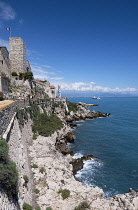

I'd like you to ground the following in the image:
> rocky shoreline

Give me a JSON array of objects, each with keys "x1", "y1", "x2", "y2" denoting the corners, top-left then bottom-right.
[
  {"x1": 59, "y1": 103, "x2": 111, "y2": 177},
  {"x1": 28, "y1": 103, "x2": 109, "y2": 209},
  {"x1": 29, "y1": 124, "x2": 104, "y2": 210},
  {"x1": 1, "y1": 100, "x2": 138, "y2": 209},
  {"x1": 38, "y1": 101, "x2": 138, "y2": 210},
  {"x1": 28, "y1": 103, "x2": 138, "y2": 209}
]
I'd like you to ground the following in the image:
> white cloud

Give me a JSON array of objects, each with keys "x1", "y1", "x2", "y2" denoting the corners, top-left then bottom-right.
[
  {"x1": 50, "y1": 77, "x2": 64, "y2": 80},
  {"x1": 0, "y1": 38, "x2": 9, "y2": 50},
  {"x1": 0, "y1": 1, "x2": 16, "y2": 21},
  {"x1": 31, "y1": 64, "x2": 55, "y2": 75},
  {"x1": 51, "y1": 81, "x2": 137, "y2": 94},
  {"x1": 91, "y1": 81, "x2": 95, "y2": 85},
  {"x1": 33, "y1": 74, "x2": 49, "y2": 80},
  {"x1": 31, "y1": 63, "x2": 57, "y2": 80},
  {"x1": 42, "y1": 65, "x2": 54, "y2": 69},
  {"x1": 26, "y1": 49, "x2": 42, "y2": 60}
]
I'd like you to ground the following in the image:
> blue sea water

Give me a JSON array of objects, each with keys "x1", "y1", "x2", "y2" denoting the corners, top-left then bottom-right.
[{"x1": 67, "y1": 97, "x2": 138, "y2": 197}]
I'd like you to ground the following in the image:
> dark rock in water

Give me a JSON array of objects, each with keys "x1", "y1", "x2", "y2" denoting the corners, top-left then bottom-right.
[
  {"x1": 65, "y1": 132, "x2": 76, "y2": 143},
  {"x1": 69, "y1": 123, "x2": 77, "y2": 128},
  {"x1": 129, "y1": 188, "x2": 135, "y2": 195},
  {"x1": 86, "y1": 111, "x2": 111, "y2": 119},
  {"x1": 81, "y1": 154, "x2": 95, "y2": 161},
  {"x1": 56, "y1": 142, "x2": 74, "y2": 156},
  {"x1": 79, "y1": 115, "x2": 86, "y2": 120},
  {"x1": 70, "y1": 158, "x2": 84, "y2": 175},
  {"x1": 70, "y1": 154, "x2": 95, "y2": 175}
]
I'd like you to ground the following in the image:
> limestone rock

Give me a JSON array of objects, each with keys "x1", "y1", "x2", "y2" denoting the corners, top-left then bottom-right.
[{"x1": 65, "y1": 132, "x2": 76, "y2": 143}]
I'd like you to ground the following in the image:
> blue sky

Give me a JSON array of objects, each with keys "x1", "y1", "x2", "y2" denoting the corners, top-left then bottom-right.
[{"x1": 0, "y1": 0, "x2": 138, "y2": 96}]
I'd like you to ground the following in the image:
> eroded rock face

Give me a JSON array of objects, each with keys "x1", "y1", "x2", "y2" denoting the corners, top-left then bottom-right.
[
  {"x1": 0, "y1": 191, "x2": 19, "y2": 210},
  {"x1": 70, "y1": 155, "x2": 95, "y2": 175},
  {"x1": 70, "y1": 158, "x2": 84, "y2": 175},
  {"x1": 90, "y1": 190, "x2": 138, "y2": 210},
  {"x1": 65, "y1": 132, "x2": 76, "y2": 143},
  {"x1": 29, "y1": 126, "x2": 104, "y2": 210},
  {"x1": 4, "y1": 100, "x2": 138, "y2": 210},
  {"x1": 56, "y1": 141, "x2": 74, "y2": 155},
  {"x1": 65, "y1": 103, "x2": 111, "y2": 122}
]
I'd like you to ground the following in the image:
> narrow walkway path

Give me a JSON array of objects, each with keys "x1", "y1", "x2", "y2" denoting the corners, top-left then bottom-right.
[{"x1": 0, "y1": 100, "x2": 15, "y2": 111}]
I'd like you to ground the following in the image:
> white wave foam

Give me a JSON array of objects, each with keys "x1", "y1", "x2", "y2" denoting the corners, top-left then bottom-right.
[
  {"x1": 77, "y1": 123, "x2": 83, "y2": 126},
  {"x1": 76, "y1": 120, "x2": 85, "y2": 123},
  {"x1": 83, "y1": 159, "x2": 103, "y2": 169},
  {"x1": 73, "y1": 152, "x2": 83, "y2": 159},
  {"x1": 104, "y1": 190, "x2": 119, "y2": 198},
  {"x1": 75, "y1": 159, "x2": 103, "y2": 180},
  {"x1": 72, "y1": 127, "x2": 77, "y2": 131}
]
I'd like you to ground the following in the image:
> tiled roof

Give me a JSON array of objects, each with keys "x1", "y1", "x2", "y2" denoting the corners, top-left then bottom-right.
[
  {"x1": 35, "y1": 79, "x2": 43, "y2": 82},
  {"x1": 50, "y1": 86, "x2": 55, "y2": 89}
]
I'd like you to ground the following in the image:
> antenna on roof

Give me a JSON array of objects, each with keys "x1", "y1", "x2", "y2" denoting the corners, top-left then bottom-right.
[{"x1": 58, "y1": 85, "x2": 61, "y2": 97}]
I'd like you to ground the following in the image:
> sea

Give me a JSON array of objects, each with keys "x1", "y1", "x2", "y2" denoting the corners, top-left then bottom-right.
[{"x1": 67, "y1": 97, "x2": 138, "y2": 198}]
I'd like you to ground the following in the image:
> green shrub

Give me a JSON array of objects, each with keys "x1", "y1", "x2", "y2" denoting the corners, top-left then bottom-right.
[
  {"x1": 32, "y1": 133, "x2": 39, "y2": 140},
  {"x1": 0, "y1": 137, "x2": 9, "y2": 162},
  {"x1": 23, "y1": 202, "x2": 33, "y2": 210},
  {"x1": 27, "y1": 102, "x2": 40, "y2": 120},
  {"x1": 19, "y1": 72, "x2": 23, "y2": 80},
  {"x1": 16, "y1": 109, "x2": 28, "y2": 126},
  {"x1": 19, "y1": 72, "x2": 33, "y2": 80},
  {"x1": 35, "y1": 206, "x2": 41, "y2": 210},
  {"x1": 46, "y1": 207, "x2": 53, "y2": 210},
  {"x1": 31, "y1": 163, "x2": 38, "y2": 168},
  {"x1": 34, "y1": 188, "x2": 40, "y2": 194},
  {"x1": 74, "y1": 201, "x2": 89, "y2": 210},
  {"x1": 58, "y1": 189, "x2": 70, "y2": 200},
  {"x1": 24, "y1": 72, "x2": 33, "y2": 80},
  {"x1": 39, "y1": 167, "x2": 45, "y2": 174},
  {"x1": 67, "y1": 101, "x2": 77, "y2": 113},
  {"x1": 12, "y1": 72, "x2": 18, "y2": 76},
  {"x1": 32, "y1": 113, "x2": 63, "y2": 137},
  {"x1": 23, "y1": 175, "x2": 29, "y2": 183},
  {"x1": 23, "y1": 175, "x2": 29, "y2": 187},
  {"x1": 0, "y1": 137, "x2": 18, "y2": 198}
]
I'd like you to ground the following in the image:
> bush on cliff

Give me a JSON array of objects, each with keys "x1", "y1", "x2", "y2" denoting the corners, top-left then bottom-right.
[
  {"x1": 0, "y1": 138, "x2": 9, "y2": 162},
  {"x1": 74, "y1": 201, "x2": 89, "y2": 210},
  {"x1": 16, "y1": 108, "x2": 28, "y2": 126},
  {"x1": 32, "y1": 113, "x2": 63, "y2": 136},
  {"x1": 58, "y1": 189, "x2": 70, "y2": 200},
  {"x1": 23, "y1": 202, "x2": 33, "y2": 210},
  {"x1": 0, "y1": 137, "x2": 18, "y2": 199},
  {"x1": 11, "y1": 72, "x2": 18, "y2": 76},
  {"x1": 67, "y1": 101, "x2": 77, "y2": 113},
  {"x1": 46, "y1": 207, "x2": 53, "y2": 210}
]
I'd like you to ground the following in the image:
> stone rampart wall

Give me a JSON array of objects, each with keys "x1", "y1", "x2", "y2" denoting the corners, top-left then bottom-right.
[
  {"x1": 0, "y1": 100, "x2": 29, "y2": 136},
  {"x1": 0, "y1": 98, "x2": 66, "y2": 137}
]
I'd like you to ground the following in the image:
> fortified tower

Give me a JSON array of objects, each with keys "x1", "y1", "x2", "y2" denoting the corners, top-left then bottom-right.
[
  {"x1": 10, "y1": 37, "x2": 27, "y2": 73},
  {"x1": 0, "y1": 47, "x2": 10, "y2": 77}
]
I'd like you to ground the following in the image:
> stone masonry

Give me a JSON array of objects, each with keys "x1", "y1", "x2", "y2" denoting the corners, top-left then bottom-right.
[
  {"x1": 10, "y1": 37, "x2": 27, "y2": 73},
  {"x1": 0, "y1": 47, "x2": 10, "y2": 77},
  {"x1": 0, "y1": 100, "x2": 29, "y2": 136}
]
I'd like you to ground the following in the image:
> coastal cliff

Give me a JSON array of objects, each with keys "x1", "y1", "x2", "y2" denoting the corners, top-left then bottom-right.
[{"x1": 0, "y1": 99, "x2": 138, "y2": 209}]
